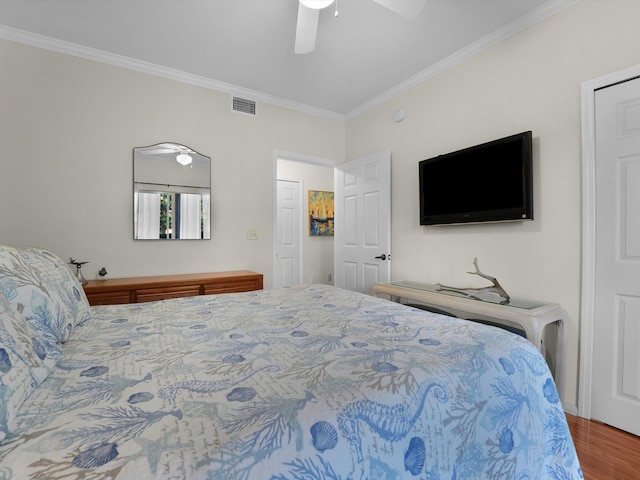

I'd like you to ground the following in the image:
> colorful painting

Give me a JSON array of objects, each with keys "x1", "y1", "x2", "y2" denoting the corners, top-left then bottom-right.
[{"x1": 309, "y1": 190, "x2": 334, "y2": 236}]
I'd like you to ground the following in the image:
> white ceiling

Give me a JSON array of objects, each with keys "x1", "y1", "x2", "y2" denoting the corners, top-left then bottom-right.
[{"x1": 0, "y1": 0, "x2": 575, "y2": 119}]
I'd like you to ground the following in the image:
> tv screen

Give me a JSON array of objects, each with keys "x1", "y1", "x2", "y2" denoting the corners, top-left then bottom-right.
[{"x1": 419, "y1": 131, "x2": 533, "y2": 226}]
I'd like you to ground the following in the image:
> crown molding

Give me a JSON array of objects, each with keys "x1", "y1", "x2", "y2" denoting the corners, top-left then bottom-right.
[
  {"x1": 0, "y1": 25, "x2": 346, "y2": 123},
  {"x1": 1, "y1": 1, "x2": 578, "y2": 124},
  {"x1": 346, "y1": 0, "x2": 580, "y2": 120}
]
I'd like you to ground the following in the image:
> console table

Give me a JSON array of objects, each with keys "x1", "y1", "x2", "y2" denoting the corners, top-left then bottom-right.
[
  {"x1": 83, "y1": 270, "x2": 263, "y2": 306},
  {"x1": 371, "y1": 281, "x2": 567, "y2": 399}
]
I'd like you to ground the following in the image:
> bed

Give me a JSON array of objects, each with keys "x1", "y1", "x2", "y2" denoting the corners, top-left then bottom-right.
[{"x1": 0, "y1": 246, "x2": 582, "y2": 479}]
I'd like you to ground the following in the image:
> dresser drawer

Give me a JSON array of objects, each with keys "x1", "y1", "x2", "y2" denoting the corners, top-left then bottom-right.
[
  {"x1": 203, "y1": 278, "x2": 261, "y2": 295},
  {"x1": 136, "y1": 285, "x2": 202, "y2": 303},
  {"x1": 86, "y1": 290, "x2": 133, "y2": 306}
]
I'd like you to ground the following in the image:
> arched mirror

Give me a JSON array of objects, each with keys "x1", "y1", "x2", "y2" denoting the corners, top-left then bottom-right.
[{"x1": 133, "y1": 143, "x2": 211, "y2": 240}]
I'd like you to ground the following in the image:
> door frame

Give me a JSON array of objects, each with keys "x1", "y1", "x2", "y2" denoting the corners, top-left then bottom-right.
[
  {"x1": 272, "y1": 150, "x2": 337, "y2": 287},
  {"x1": 579, "y1": 63, "x2": 640, "y2": 418}
]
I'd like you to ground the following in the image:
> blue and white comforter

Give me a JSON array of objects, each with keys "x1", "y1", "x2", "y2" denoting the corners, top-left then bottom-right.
[{"x1": 0, "y1": 285, "x2": 581, "y2": 479}]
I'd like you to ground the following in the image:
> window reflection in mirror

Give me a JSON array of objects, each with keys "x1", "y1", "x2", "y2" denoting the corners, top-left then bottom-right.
[{"x1": 133, "y1": 143, "x2": 211, "y2": 240}]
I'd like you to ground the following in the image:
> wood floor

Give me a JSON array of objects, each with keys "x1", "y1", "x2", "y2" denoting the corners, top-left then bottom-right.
[{"x1": 566, "y1": 414, "x2": 640, "y2": 479}]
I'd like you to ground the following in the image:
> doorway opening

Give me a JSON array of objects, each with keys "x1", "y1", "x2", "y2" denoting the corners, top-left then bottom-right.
[{"x1": 272, "y1": 151, "x2": 336, "y2": 288}]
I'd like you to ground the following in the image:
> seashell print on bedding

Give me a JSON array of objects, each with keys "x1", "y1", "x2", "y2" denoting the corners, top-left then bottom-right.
[
  {"x1": 1, "y1": 284, "x2": 581, "y2": 480},
  {"x1": 72, "y1": 442, "x2": 119, "y2": 469},
  {"x1": 127, "y1": 392, "x2": 154, "y2": 404},
  {"x1": 80, "y1": 366, "x2": 108, "y2": 377},
  {"x1": 310, "y1": 421, "x2": 338, "y2": 453},
  {"x1": 226, "y1": 386, "x2": 257, "y2": 402},
  {"x1": 404, "y1": 436, "x2": 426, "y2": 475}
]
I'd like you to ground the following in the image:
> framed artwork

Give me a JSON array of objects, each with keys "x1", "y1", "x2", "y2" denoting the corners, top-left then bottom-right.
[{"x1": 308, "y1": 190, "x2": 334, "y2": 236}]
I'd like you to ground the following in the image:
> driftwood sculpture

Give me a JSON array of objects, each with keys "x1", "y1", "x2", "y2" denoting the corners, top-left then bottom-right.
[{"x1": 436, "y1": 257, "x2": 510, "y2": 304}]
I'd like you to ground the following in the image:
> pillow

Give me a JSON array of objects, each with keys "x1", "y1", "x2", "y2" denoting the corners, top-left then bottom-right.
[
  {"x1": 0, "y1": 245, "x2": 90, "y2": 345},
  {"x1": 23, "y1": 247, "x2": 91, "y2": 329},
  {"x1": 0, "y1": 293, "x2": 54, "y2": 442}
]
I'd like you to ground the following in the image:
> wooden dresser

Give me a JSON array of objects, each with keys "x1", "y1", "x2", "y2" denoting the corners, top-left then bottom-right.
[{"x1": 83, "y1": 270, "x2": 263, "y2": 306}]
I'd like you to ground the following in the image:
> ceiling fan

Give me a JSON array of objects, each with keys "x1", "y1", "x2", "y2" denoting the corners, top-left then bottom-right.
[{"x1": 295, "y1": 0, "x2": 427, "y2": 54}]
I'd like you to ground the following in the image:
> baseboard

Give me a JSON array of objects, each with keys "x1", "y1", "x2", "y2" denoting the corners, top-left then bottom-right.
[{"x1": 563, "y1": 402, "x2": 578, "y2": 416}]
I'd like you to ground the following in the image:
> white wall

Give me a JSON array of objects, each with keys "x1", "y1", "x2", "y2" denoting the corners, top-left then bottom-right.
[
  {"x1": 345, "y1": 0, "x2": 640, "y2": 407},
  {"x1": 278, "y1": 159, "x2": 334, "y2": 285},
  {"x1": 0, "y1": 39, "x2": 345, "y2": 287}
]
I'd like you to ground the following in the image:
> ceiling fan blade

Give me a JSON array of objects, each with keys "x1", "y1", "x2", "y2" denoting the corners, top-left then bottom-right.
[
  {"x1": 372, "y1": 0, "x2": 426, "y2": 19},
  {"x1": 295, "y1": 3, "x2": 320, "y2": 54},
  {"x1": 139, "y1": 144, "x2": 191, "y2": 156},
  {"x1": 141, "y1": 148, "x2": 176, "y2": 155}
]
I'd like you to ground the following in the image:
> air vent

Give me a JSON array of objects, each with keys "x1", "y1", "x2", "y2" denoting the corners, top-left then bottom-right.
[{"x1": 232, "y1": 96, "x2": 256, "y2": 116}]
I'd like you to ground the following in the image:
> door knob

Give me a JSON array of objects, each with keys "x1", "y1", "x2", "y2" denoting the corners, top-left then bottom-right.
[{"x1": 374, "y1": 254, "x2": 387, "y2": 260}]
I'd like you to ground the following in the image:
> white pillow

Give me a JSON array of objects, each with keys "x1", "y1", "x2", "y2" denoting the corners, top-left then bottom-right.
[
  {"x1": 23, "y1": 247, "x2": 92, "y2": 329},
  {"x1": 0, "y1": 293, "x2": 54, "y2": 442},
  {"x1": 0, "y1": 245, "x2": 91, "y2": 346}
]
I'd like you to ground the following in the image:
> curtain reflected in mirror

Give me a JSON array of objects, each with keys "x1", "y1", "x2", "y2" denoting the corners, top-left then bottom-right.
[{"x1": 133, "y1": 143, "x2": 211, "y2": 240}]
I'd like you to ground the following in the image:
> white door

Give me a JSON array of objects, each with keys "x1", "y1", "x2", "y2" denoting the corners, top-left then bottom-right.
[
  {"x1": 592, "y1": 76, "x2": 640, "y2": 436},
  {"x1": 334, "y1": 150, "x2": 391, "y2": 294},
  {"x1": 274, "y1": 179, "x2": 303, "y2": 288}
]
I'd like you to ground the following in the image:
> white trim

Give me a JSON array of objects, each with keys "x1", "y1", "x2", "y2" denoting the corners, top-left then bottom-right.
[
  {"x1": 0, "y1": 25, "x2": 345, "y2": 123},
  {"x1": 579, "y1": 63, "x2": 640, "y2": 419},
  {"x1": 563, "y1": 402, "x2": 578, "y2": 416},
  {"x1": 273, "y1": 150, "x2": 337, "y2": 169},
  {"x1": 272, "y1": 150, "x2": 338, "y2": 288},
  {"x1": 346, "y1": 0, "x2": 580, "y2": 120}
]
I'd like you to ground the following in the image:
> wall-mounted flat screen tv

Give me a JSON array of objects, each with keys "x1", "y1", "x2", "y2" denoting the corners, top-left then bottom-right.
[{"x1": 419, "y1": 131, "x2": 533, "y2": 226}]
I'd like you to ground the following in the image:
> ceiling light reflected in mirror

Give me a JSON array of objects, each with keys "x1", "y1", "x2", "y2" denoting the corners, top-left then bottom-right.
[{"x1": 176, "y1": 152, "x2": 192, "y2": 166}]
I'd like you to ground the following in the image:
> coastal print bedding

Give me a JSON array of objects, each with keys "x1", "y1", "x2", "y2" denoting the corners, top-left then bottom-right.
[
  {"x1": 0, "y1": 294, "x2": 52, "y2": 442},
  {"x1": 0, "y1": 285, "x2": 581, "y2": 479},
  {"x1": 0, "y1": 246, "x2": 90, "y2": 346}
]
